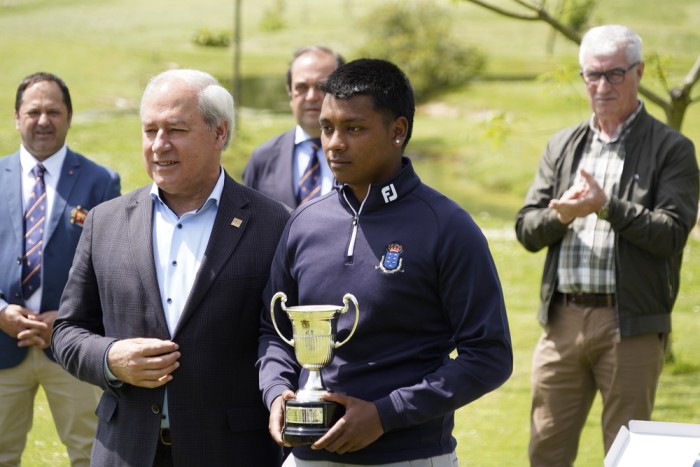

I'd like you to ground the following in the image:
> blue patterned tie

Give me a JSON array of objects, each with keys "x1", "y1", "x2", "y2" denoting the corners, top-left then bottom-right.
[
  {"x1": 22, "y1": 163, "x2": 47, "y2": 298},
  {"x1": 297, "y1": 138, "x2": 322, "y2": 205}
]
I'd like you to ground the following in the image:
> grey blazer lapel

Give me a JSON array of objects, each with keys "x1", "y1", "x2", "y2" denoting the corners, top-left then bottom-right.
[
  {"x1": 173, "y1": 175, "x2": 249, "y2": 336},
  {"x1": 126, "y1": 188, "x2": 170, "y2": 336}
]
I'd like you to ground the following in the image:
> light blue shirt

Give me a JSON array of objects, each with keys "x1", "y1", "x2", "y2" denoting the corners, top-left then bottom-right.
[{"x1": 150, "y1": 170, "x2": 224, "y2": 336}]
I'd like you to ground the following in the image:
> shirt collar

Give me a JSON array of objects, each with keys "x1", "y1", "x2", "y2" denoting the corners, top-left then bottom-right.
[
  {"x1": 339, "y1": 157, "x2": 421, "y2": 212},
  {"x1": 150, "y1": 167, "x2": 225, "y2": 215},
  {"x1": 294, "y1": 125, "x2": 315, "y2": 145},
  {"x1": 19, "y1": 144, "x2": 67, "y2": 177}
]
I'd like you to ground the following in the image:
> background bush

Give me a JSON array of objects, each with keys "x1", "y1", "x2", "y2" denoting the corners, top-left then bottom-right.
[
  {"x1": 191, "y1": 28, "x2": 231, "y2": 47},
  {"x1": 355, "y1": 0, "x2": 486, "y2": 101}
]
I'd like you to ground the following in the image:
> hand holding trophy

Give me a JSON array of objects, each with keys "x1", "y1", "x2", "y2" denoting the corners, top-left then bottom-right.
[{"x1": 270, "y1": 292, "x2": 359, "y2": 445}]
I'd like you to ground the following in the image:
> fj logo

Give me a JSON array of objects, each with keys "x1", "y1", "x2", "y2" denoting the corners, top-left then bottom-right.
[{"x1": 381, "y1": 184, "x2": 397, "y2": 204}]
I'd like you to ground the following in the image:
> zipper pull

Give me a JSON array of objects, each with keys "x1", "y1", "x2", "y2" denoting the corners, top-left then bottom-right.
[{"x1": 346, "y1": 215, "x2": 360, "y2": 260}]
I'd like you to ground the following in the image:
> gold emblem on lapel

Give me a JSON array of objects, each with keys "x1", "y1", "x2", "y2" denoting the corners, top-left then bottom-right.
[
  {"x1": 231, "y1": 218, "x2": 243, "y2": 228},
  {"x1": 70, "y1": 205, "x2": 88, "y2": 226}
]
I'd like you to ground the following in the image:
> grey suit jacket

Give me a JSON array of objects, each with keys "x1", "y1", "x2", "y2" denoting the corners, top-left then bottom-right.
[
  {"x1": 52, "y1": 172, "x2": 290, "y2": 466},
  {"x1": 0, "y1": 148, "x2": 120, "y2": 368},
  {"x1": 243, "y1": 129, "x2": 299, "y2": 209}
]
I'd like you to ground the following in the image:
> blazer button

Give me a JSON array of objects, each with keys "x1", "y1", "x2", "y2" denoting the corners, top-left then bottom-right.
[{"x1": 151, "y1": 404, "x2": 161, "y2": 415}]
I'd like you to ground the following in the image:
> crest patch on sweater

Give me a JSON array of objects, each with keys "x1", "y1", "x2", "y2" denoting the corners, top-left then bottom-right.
[{"x1": 377, "y1": 242, "x2": 404, "y2": 273}]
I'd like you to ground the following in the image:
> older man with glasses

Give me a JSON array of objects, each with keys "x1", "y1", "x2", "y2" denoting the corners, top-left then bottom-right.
[{"x1": 516, "y1": 24, "x2": 699, "y2": 466}]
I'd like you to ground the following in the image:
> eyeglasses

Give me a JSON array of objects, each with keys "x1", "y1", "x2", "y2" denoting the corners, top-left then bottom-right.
[{"x1": 580, "y1": 62, "x2": 640, "y2": 85}]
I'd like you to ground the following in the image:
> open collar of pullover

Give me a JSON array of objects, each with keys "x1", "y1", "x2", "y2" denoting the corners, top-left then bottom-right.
[{"x1": 338, "y1": 157, "x2": 422, "y2": 214}]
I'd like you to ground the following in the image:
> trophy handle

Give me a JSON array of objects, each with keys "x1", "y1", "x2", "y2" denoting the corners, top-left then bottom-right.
[
  {"x1": 334, "y1": 293, "x2": 359, "y2": 349},
  {"x1": 270, "y1": 292, "x2": 294, "y2": 346}
]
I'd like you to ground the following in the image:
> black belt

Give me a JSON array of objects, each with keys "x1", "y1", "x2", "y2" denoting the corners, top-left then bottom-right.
[
  {"x1": 559, "y1": 292, "x2": 615, "y2": 307},
  {"x1": 159, "y1": 428, "x2": 172, "y2": 446}
]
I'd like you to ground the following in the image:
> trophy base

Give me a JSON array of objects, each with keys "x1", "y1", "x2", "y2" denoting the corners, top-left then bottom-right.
[{"x1": 282, "y1": 399, "x2": 346, "y2": 445}]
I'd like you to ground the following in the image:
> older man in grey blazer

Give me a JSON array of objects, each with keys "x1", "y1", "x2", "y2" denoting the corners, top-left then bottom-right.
[{"x1": 53, "y1": 69, "x2": 289, "y2": 467}]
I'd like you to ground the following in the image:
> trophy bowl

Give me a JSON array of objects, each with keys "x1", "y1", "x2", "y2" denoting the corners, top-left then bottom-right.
[{"x1": 270, "y1": 292, "x2": 359, "y2": 445}]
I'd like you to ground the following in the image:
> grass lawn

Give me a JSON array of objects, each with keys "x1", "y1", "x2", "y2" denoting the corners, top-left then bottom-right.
[
  {"x1": 25, "y1": 388, "x2": 71, "y2": 466},
  {"x1": 3, "y1": 0, "x2": 699, "y2": 465}
]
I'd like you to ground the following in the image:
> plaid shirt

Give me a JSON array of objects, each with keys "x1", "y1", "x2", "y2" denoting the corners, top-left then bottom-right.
[{"x1": 557, "y1": 104, "x2": 642, "y2": 294}]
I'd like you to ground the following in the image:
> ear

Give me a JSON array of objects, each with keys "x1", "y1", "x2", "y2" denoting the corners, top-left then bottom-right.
[
  {"x1": 391, "y1": 116, "x2": 409, "y2": 145},
  {"x1": 636, "y1": 61, "x2": 645, "y2": 80},
  {"x1": 215, "y1": 121, "x2": 229, "y2": 149}
]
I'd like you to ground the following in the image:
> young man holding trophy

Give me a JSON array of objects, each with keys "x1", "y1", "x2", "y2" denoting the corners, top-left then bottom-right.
[{"x1": 258, "y1": 58, "x2": 513, "y2": 466}]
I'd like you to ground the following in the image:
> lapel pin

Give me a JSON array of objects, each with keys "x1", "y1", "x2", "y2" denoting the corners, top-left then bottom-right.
[
  {"x1": 231, "y1": 218, "x2": 243, "y2": 228},
  {"x1": 70, "y1": 205, "x2": 88, "y2": 226}
]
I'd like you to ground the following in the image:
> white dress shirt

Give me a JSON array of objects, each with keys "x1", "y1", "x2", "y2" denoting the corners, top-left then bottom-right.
[
  {"x1": 293, "y1": 126, "x2": 334, "y2": 197},
  {"x1": 13, "y1": 145, "x2": 67, "y2": 312}
]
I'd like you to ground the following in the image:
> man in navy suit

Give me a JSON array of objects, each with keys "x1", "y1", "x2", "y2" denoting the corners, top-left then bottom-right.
[
  {"x1": 53, "y1": 69, "x2": 289, "y2": 466},
  {"x1": 243, "y1": 46, "x2": 344, "y2": 208},
  {"x1": 0, "y1": 72, "x2": 121, "y2": 466}
]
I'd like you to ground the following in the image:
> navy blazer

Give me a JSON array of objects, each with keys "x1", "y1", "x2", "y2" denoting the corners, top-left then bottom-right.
[
  {"x1": 243, "y1": 129, "x2": 299, "y2": 209},
  {"x1": 0, "y1": 149, "x2": 120, "y2": 369},
  {"x1": 52, "y1": 173, "x2": 290, "y2": 466}
]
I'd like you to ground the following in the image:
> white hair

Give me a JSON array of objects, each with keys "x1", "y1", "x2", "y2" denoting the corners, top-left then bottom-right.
[
  {"x1": 140, "y1": 69, "x2": 235, "y2": 149},
  {"x1": 579, "y1": 25, "x2": 642, "y2": 67}
]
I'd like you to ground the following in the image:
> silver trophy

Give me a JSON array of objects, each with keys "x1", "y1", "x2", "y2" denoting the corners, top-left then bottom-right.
[{"x1": 270, "y1": 291, "x2": 359, "y2": 445}]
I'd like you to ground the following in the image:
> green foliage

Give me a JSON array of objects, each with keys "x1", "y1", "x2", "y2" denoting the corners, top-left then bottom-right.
[
  {"x1": 644, "y1": 52, "x2": 672, "y2": 90},
  {"x1": 355, "y1": 0, "x2": 485, "y2": 101},
  {"x1": 536, "y1": 63, "x2": 581, "y2": 86},
  {"x1": 535, "y1": 63, "x2": 587, "y2": 108},
  {"x1": 558, "y1": 0, "x2": 597, "y2": 32},
  {"x1": 478, "y1": 110, "x2": 514, "y2": 149},
  {"x1": 259, "y1": 0, "x2": 286, "y2": 32},
  {"x1": 191, "y1": 28, "x2": 231, "y2": 48}
]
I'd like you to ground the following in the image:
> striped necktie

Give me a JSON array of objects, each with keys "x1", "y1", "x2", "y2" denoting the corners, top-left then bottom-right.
[
  {"x1": 22, "y1": 163, "x2": 47, "y2": 298},
  {"x1": 297, "y1": 138, "x2": 322, "y2": 205}
]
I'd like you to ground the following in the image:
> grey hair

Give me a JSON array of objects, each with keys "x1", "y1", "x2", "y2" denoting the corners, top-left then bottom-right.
[
  {"x1": 140, "y1": 69, "x2": 235, "y2": 149},
  {"x1": 579, "y1": 25, "x2": 643, "y2": 67}
]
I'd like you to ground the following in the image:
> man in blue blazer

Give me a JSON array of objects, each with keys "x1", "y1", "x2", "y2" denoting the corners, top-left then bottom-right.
[
  {"x1": 53, "y1": 69, "x2": 289, "y2": 466},
  {"x1": 0, "y1": 72, "x2": 120, "y2": 466},
  {"x1": 243, "y1": 46, "x2": 344, "y2": 208}
]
